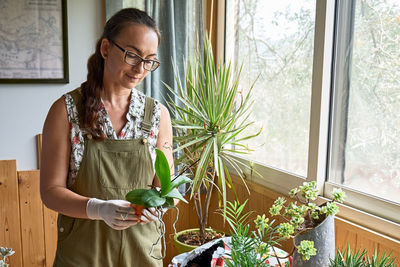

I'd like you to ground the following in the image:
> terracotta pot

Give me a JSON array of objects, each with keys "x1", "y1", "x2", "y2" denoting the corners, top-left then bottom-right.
[
  {"x1": 293, "y1": 215, "x2": 335, "y2": 267},
  {"x1": 173, "y1": 228, "x2": 225, "y2": 254}
]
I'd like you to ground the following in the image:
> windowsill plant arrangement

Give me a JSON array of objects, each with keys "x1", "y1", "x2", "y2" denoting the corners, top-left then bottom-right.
[
  {"x1": 269, "y1": 181, "x2": 346, "y2": 265},
  {"x1": 206, "y1": 183, "x2": 345, "y2": 266}
]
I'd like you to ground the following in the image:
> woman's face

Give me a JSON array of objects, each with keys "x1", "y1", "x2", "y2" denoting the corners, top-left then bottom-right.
[{"x1": 101, "y1": 24, "x2": 159, "y2": 90}]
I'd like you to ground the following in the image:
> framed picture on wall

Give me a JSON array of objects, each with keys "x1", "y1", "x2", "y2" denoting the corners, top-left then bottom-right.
[{"x1": 0, "y1": 0, "x2": 69, "y2": 83}]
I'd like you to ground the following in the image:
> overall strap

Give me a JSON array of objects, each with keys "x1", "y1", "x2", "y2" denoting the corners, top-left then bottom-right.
[
  {"x1": 142, "y1": 96, "x2": 155, "y2": 133},
  {"x1": 69, "y1": 88, "x2": 83, "y2": 122}
]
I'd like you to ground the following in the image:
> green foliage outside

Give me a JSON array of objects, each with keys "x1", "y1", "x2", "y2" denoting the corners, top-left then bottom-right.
[
  {"x1": 230, "y1": 0, "x2": 315, "y2": 176},
  {"x1": 232, "y1": 0, "x2": 400, "y2": 202}
]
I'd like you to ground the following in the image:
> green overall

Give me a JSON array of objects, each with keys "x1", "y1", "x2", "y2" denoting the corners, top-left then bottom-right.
[{"x1": 53, "y1": 89, "x2": 162, "y2": 267}]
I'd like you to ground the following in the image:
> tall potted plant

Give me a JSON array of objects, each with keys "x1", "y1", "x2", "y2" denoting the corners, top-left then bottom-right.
[{"x1": 164, "y1": 35, "x2": 261, "y2": 252}]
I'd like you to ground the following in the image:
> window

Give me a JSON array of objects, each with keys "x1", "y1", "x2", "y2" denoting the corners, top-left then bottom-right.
[
  {"x1": 225, "y1": 0, "x2": 316, "y2": 177},
  {"x1": 224, "y1": 0, "x2": 400, "y2": 227},
  {"x1": 328, "y1": 0, "x2": 400, "y2": 221}
]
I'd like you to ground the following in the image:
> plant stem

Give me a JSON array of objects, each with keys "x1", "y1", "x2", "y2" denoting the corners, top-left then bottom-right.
[
  {"x1": 200, "y1": 170, "x2": 215, "y2": 240},
  {"x1": 194, "y1": 193, "x2": 203, "y2": 229},
  {"x1": 171, "y1": 158, "x2": 201, "y2": 183},
  {"x1": 271, "y1": 246, "x2": 283, "y2": 267}
]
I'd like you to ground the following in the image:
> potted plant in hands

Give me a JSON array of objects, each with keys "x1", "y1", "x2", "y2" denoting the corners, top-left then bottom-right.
[
  {"x1": 125, "y1": 148, "x2": 192, "y2": 260},
  {"x1": 269, "y1": 181, "x2": 346, "y2": 267},
  {"x1": 164, "y1": 35, "x2": 261, "y2": 252}
]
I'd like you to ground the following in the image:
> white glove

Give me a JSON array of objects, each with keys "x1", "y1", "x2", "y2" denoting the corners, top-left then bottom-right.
[
  {"x1": 140, "y1": 207, "x2": 168, "y2": 224},
  {"x1": 86, "y1": 198, "x2": 139, "y2": 230}
]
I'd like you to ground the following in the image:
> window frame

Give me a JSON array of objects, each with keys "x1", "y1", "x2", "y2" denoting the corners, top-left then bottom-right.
[{"x1": 219, "y1": 0, "x2": 400, "y2": 239}]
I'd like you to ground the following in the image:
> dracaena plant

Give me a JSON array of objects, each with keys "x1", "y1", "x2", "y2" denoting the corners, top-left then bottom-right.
[
  {"x1": 269, "y1": 181, "x2": 346, "y2": 261},
  {"x1": 164, "y1": 35, "x2": 261, "y2": 242},
  {"x1": 125, "y1": 148, "x2": 192, "y2": 259}
]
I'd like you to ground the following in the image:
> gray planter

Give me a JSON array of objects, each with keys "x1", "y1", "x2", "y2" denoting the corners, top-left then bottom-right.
[{"x1": 293, "y1": 215, "x2": 335, "y2": 267}]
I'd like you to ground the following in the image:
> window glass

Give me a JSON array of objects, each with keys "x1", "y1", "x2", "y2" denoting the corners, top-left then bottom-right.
[
  {"x1": 329, "y1": 0, "x2": 400, "y2": 203},
  {"x1": 225, "y1": 0, "x2": 316, "y2": 177}
]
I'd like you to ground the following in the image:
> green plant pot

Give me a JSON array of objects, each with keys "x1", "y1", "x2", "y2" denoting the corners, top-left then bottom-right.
[{"x1": 173, "y1": 228, "x2": 225, "y2": 254}]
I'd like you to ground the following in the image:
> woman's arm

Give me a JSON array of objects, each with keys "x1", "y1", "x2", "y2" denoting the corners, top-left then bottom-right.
[
  {"x1": 40, "y1": 97, "x2": 90, "y2": 218},
  {"x1": 153, "y1": 103, "x2": 174, "y2": 186}
]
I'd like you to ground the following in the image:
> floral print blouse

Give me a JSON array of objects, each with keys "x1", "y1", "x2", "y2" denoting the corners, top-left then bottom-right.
[{"x1": 64, "y1": 88, "x2": 161, "y2": 188}]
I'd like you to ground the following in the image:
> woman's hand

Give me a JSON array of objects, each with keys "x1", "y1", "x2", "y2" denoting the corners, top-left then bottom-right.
[
  {"x1": 140, "y1": 207, "x2": 167, "y2": 224},
  {"x1": 86, "y1": 198, "x2": 140, "y2": 230}
]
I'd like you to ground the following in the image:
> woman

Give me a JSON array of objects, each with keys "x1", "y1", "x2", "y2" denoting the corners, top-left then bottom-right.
[{"x1": 40, "y1": 8, "x2": 172, "y2": 267}]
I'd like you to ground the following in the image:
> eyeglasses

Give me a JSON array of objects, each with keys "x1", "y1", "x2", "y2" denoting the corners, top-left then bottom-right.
[{"x1": 109, "y1": 39, "x2": 160, "y2": 72}]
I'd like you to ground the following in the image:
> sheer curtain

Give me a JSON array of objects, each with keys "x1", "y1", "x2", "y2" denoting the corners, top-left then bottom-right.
[{"x1": 105, "y1": 0, "x2": 202, "y2": 106}]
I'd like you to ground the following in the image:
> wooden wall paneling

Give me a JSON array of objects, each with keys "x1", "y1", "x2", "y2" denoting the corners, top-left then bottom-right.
[
  {"x1": 335, "y1": 217, "x2": 358, "y2": 250},
  {"x1": 18, "y1": 170, "x2": 46, "y2": 267},
  {"x1": 42, "y1": 204, "x2": 58, "y2": 267},
  {"x1": 0, "y1": 160, "x2": 23, "y2": 267},
  {"x1": 163, "y1": 197, "x2": 195, "y2": 267},
  {"x1": 335, "y1": 217, "x2": 400, "y2": 265}
]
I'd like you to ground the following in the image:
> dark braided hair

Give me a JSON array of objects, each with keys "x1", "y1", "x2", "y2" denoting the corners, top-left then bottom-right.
[{"x1": 80, "y1": 8, "x2": 160, "y2": 139}]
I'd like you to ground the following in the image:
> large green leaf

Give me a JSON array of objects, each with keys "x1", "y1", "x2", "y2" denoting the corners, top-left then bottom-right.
[
  {"x1": 155, "y1": 148, "x2": 171, "y2": 196},
  {"x1": 164, "y1": 197, "x2": 175, "y2": 208},
  {"x1": 125, "y1": 189, "x2": 148, "y2": 206},
  {"x1": 164, "y1": 188, "x2": 188, "y2": 203},
  {"x1": 141, "y1": 189, "x2": 166, "y2": 208},
  {"x1": 170, "y1": 175, "x2": 192, "y2": 190}
]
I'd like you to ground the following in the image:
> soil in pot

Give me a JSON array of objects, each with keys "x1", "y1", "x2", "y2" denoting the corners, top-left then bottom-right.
[{"x1": 177, "y1": 230, "x2": 225, "y2": 246}]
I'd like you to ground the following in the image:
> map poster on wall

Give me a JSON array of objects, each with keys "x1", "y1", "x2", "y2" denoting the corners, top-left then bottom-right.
[{"x1": 0, "y1": 0, "x2": 68, "y2": 83}]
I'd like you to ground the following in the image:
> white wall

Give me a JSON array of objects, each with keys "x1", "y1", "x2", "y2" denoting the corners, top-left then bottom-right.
[{"x1": 0, "y1": 0, "x2": 104, "y2": 170}]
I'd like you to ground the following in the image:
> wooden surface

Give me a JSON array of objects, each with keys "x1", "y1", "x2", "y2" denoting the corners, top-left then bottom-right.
[
  {"x1": 42, "y1": 204, "x2": 58, "y2": 267},
  {"x1": 0, "y1": 160, "x2": 23, "y2": 267},
  {"x1": 335, "y1": 217, "x2": 400, "y2": 263},
  {"x1": 0, "y1": 163, "x2": 57, "y2": 267},
  {"x1": 18, "y1": 170, "x2": 46, "y2": 266}
]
